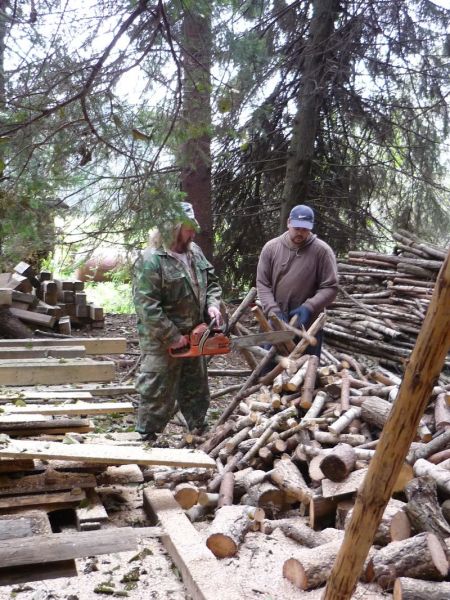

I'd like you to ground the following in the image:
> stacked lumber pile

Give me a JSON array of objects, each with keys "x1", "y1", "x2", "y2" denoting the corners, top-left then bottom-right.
[
  {"x1": 327, "y1": 230, "x2": 450, "y2": 371},
  {"x1": 0, "y1": 261, "x2": 105, "y2": 336}
]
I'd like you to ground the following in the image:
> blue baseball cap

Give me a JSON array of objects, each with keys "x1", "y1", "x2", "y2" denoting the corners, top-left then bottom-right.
[{"x1": 289, "y1": 204, "x2": 314, "y2": 229}]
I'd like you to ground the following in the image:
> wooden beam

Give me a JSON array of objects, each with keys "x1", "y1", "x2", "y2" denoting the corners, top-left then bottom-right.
[
  {"x1": 0, "y1": 358, "x2": 115, "y2": 385},
  {"x1": 0, "y1": 337, "x2": 127, "y2": 354},
  {"x1": 0, "y1": 345, "x2": 86, "y2": 359},
  {"x1": 0, "y1": 469, "x2": 96, "y2": 496},
  {"x1": 143, "y1": 488, "x2": 241, "y2": 600},
  {"x1": 0, "y1": 439, "x2": 216, "y2": 469},
  {"x1": 323, "y1": 248, "x2": 450, "y2": 600},
  {"x1": 0, "y1": 488, "x2": 86, "y2": 511},
  {"x1": 9, "y1": 308, "x2": 56, "y2": 328},
  {"x1": 1, "y1": 401, "x2": 134, "y2": 416},
  {"x1": 0, "y1": 510, "x2": 78, "y2": 586},
  {"x1": 0, "y1": 390, "x2": 93, "y2": 402},
  {"x1": 0, "y1": 527, "x2": 140, "y2": 568}
]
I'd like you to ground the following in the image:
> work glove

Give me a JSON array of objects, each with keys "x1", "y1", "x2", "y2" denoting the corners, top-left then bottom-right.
[
  {"x1": 207, "y1": 305, "x2": 223, "y2": 327},
  {"x1": 289, "y1": 305, "x2": 312, "y2": 328}
]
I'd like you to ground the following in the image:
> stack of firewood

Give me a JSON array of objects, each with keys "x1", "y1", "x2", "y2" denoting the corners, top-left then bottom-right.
[
  {"x1": 0, "y1": 261, "x2": 105, "y2": 336},
  {"x1": 143, "y1": 274, "x2": 450, "y2": 596},
  {"x1": 326, "y1": 229, "x2": 449, "y2": 371},
  {"x1": 147, "y1": 350, "x2": 450, "y2": 596}
]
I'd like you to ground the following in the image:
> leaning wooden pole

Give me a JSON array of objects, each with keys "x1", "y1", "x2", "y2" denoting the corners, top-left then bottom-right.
[{"x1": 322, "y1": 248, "x2": 450, "y2": 600}]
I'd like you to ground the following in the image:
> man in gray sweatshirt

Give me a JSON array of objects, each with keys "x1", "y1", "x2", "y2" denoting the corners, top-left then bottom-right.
[{"x1": 256, "y1": 204, "x2": 338, "y2": 356}]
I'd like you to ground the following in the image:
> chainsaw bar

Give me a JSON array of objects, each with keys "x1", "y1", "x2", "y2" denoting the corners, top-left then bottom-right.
[{"x1": 230, "y1": 330, "x2": 295, "y2": 349}]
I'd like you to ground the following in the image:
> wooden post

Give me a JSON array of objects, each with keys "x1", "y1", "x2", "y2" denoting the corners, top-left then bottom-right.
[{"x1": 323, "y1": 248, "x2": 450, "y2": 600}]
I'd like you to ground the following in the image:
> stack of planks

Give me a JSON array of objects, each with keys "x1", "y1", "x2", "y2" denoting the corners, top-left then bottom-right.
[
  {"x1": 327, "y1": 229, "x2": 450, "y2": 371},
  {"x1": 0, "y1": 261, "x2": 105, "y2": 336}
]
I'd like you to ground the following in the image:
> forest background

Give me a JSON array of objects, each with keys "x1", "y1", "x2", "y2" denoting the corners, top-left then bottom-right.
[{"x1": 0, "y1": 0, "x2": 449, "y2": 297}]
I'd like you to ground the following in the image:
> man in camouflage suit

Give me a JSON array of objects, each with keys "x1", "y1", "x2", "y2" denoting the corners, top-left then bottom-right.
[{"x1": 133, "y1": 203, "x2": 222, "y2": 441}]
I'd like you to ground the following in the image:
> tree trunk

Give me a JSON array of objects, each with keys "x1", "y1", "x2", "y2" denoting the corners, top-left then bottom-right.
[
  {"x1": 279, "y1": 0, "x2": 339, "y2": 227},
  {"x1": 180, "y1": 4, "x2": 213, "y2": 259}
]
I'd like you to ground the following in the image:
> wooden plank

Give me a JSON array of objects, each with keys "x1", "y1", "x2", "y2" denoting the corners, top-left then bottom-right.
[
  {"x1": 0, "y1": 488, "x2": 86, "y2": 511},
  {"x1": 0, "y1": 390, "x2": 93, "y2": 402},
  {"x1": 1, "y1": 401, "x2": 134, "y2": 416},
  {"x1": 0, "y1": 345, "x2": 86, "y2": 359},
  {"x1": 143, "y1": 488, "x2": 240, "y2": 600},
  {"x1": 0, "y1": 439, "x2": 216, "y2": 469},
  {"x1": 0, "y1": 458, "x2": 35, "y2": 472},
  {"x1": 322, "y1": 468, "x2": 366, "y2": 499},
  {"x1": 0, "y1": 417, "x2": 94, "y2": 436},
  {"x1": 9, "y1": 307, "x2": 56, "y2": 327},
  {"x1": 0, "y1": 469, "x2": 96, "y2": 496},
  {"x1": 0, "y1": 337, "x2": 127, "y2": 354},
  {"x1": 0, "y1": 384, "x2": 135, "y2": 398},
  {"x1": 75, "y1": 489, "x2": 108, "y2": 529},
  {"x1": 0, "y1": 527, "x2": 139, "y2": 567},
  {"x1": 0, "y1": 510, "x2": 77, "y2": 585},
  {"x1": 0, "y1": 358, "x2": 115, "y2": 385}
]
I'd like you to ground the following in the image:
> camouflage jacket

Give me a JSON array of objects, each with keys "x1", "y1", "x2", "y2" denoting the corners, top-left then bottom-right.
[{"x1": 133, "y1": 242, "x2": 222, "y2": 353}]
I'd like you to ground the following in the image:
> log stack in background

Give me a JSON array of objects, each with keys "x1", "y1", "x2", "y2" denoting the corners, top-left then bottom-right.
[
  {"x1": 326, "y1": 229, "x2": 450, "y2": 375},
  {"x1": 0, "y1": 261, "x2": 105, "y2": 336}
]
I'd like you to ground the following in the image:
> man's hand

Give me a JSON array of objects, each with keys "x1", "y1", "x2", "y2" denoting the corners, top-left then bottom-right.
[
  {"x1": 207, "y1": 306, "x2": 223, "y2": 327},
  {"x1": 170, "y1": 334, "x2": 190, "y2": 349},
  {"x1": 289, "y1": 305, "x2": 312, "y2": 328}
]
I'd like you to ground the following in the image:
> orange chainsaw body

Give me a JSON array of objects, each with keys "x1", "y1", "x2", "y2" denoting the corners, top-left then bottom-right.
[{"x1": 169, "y1": 323, "x2": 231, "y2": 358}]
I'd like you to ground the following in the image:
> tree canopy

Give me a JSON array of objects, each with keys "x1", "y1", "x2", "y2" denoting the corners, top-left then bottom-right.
[{"x1": 0, "y1": 0, "x2": 449, "y2": 291}]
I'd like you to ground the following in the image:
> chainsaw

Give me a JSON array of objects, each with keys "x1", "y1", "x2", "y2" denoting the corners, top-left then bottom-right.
[{"x1": 169, "y1": 319, "x2": 295, "y2": 358}]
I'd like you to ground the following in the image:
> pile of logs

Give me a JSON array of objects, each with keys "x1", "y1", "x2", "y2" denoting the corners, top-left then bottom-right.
[
  {"x1": 0, "y1": 261, "x2": 105, "y2": 337},
  {"x1": 148, "y1": 351, "x2": 450, "y2": 595},
  {"x1": 327, "y1": 229, "x2": 449, "y2": 372},
  {"x1": 145, "y1": 266, "x2": 450, "y2": 597}
]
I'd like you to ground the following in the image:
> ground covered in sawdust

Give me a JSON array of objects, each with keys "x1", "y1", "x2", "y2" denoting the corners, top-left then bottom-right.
[{"x1": 0, "y1": 313, "x2": 389, "y2": 600}]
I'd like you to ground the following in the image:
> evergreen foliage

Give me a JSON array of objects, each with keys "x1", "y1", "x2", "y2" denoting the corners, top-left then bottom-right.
[{"x1": 0, "y1": 0, "x2": 448, "y2": 292}]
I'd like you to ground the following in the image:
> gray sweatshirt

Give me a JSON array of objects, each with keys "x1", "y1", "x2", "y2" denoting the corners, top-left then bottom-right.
[{"x1": 256, "y1": 232, "x2": 338, "y2": 319}]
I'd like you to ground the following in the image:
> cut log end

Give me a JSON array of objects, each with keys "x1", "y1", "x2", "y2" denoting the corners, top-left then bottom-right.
[
  {"x1": 282, "y1": 557, "x2": 306, "y2": 590},
  {"x1": 206, "y1": 533, "x2": 238, "y2": 558}
]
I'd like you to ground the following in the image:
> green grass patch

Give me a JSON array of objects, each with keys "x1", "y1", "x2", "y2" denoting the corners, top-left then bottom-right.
[{"x1": 84, "y1": 282, "x2": 135, "y2": 314}]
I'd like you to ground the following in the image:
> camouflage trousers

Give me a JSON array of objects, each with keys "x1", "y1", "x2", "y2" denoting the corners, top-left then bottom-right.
[{"x1": 135, "y1": 352, "x2": 210, "y2": 435}]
